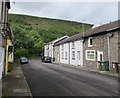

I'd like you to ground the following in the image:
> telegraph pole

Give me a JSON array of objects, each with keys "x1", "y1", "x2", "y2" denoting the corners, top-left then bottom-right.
[
  {"x1": 81, "y1": 19, "x2": 85, "y2": 67},
  {"x1": 82, "y1": 19, "x2": 85, "y2": 39}
]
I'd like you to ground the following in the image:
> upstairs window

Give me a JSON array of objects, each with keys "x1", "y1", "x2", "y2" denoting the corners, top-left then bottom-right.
[
  {"x1": 61, "y1": 44, "x2": 64, "y2": 51},
  {"x1": 72, "y1": 42, "x2": 75, "y2": 49},
  {"x1": 72, "y1": 51, "x2": 75, "y2": 60},
  {"x1": 88, "y1": 37, "x2": 93, "y2": 47},
  {"x1": 47, "y1": 45, "x2": 49, "y2": 50},
  {"x1": 62, "y1": 52, "x2": 64, "y2": 59},
  {"x1": 65, "y1": 52, "x2": 67, "y2": 60}
]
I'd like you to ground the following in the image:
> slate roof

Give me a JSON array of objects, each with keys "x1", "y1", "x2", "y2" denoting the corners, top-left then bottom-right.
[
  {"x1": 45, "y1": 35, "x2": 68, "y2": 45},
  {"x1": 55, "y1": 20, "x2": 120, "y2": 46}
]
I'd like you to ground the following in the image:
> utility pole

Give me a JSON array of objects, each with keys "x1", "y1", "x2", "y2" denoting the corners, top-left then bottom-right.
[
  {"x1": 82, "y1": 19, "x2": 85, "y2": 39},
  {"x1": 81, "y1": 19, "x2": 85, "y2": 67}
]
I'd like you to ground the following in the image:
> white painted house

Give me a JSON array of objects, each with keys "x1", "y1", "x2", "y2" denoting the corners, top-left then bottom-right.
[
  {"x1": 69, "y1": 40, "x2": 83, "y2": 66},
  {"x1": 56, "y1": 33, "x2": 84, "y2": 67},
  {"x1": 44, "y1": 36, "x2": 69, "y2": 59}
]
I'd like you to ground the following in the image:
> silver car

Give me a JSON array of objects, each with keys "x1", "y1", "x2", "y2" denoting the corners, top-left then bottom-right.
[{"x1": 20, "y1": 57, "x2": 28, "y2": 64}]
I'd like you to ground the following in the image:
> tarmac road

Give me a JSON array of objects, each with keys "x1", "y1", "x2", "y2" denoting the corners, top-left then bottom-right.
[{"x1": 21, "y1": 59, "x2": 119, "y2": 97}]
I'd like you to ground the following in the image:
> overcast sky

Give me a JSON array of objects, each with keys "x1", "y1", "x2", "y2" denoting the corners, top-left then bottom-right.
[{"x1": 9, "y1": 2, "x2": 118, "y2": 25}]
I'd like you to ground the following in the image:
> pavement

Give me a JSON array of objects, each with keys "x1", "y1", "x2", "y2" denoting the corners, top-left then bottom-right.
[
  {"x1": 54, "y1": 62, "x2": 120, "y2": 77},
  {"x1": 2, "y1": 62, "x2": 32, "y2": 97}
]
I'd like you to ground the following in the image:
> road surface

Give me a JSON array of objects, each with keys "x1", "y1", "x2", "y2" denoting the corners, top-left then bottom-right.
[{"x1": 21, "y1": 59, "x2": 119, "y2": 97}]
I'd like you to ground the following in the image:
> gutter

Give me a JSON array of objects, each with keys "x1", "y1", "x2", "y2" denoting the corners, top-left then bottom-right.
[{"x1": 106, "y1": 27, "x2": 120, "y2": 32}]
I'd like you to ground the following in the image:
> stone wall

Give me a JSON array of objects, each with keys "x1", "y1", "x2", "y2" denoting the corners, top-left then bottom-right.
[
  {"x1": 118, "y1": 29, "x2": 120, "y2": 63},
  {"x1": 0, "y1": 35, "x2": 6, "y2": 48},
  {"x1": 110, "y1": 31, "x2": 119, "y2": 63},
  {"x1": 54, "y1": 45, "x2": 60, "y2": 63},
  {"x1": 83, "y1": 31, "x2": 118, "y2": 70}
]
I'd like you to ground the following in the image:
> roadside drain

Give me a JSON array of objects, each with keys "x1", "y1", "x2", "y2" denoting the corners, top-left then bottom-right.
[{"x1": 13, "y1": 89, "x2": 28, "y2": 93}]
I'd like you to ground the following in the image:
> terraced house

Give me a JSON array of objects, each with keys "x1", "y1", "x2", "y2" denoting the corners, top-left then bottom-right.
[
  {"x1": 53, "y1": 20, "x2": 120, "y2": 71},
  {"x1": 44, "y1": 36, "x2": 68, "y2": 62},
  {"x1": 55, "y1": 34, "x2": 84, "y2": 67},
  {"x1": 0, "y1": 0, "x2": 14, "y2": 79},
  {"x1": 82, "y1": 20, "x2": 120, "y2": 71}
]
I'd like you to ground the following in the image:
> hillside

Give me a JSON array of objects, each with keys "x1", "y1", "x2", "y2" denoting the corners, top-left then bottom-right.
[{"x1": 8, "y1": 14, "x2": 93, "y2": 58}]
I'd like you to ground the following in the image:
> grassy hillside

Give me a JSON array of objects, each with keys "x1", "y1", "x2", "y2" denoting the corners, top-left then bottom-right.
[{"x1": 8, "y1": 14, "x2": 93, "y2": 58}]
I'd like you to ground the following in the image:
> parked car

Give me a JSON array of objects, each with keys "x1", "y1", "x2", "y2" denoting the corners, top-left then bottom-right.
[
  {"x1": 41, "y1": 56, "x2": 52, "y2": 63},
  {"x1": 20, "y1": 57, "x2": 28, "y2": 64}
]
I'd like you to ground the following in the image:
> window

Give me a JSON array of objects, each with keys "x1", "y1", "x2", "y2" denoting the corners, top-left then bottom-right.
[
  {"x1": 77, "y1": 51, "x2": 81, "y2": 60},
  {"x1": 61, "y1": 44, "x2": 64, "y2": 51},
  {"x1": 65, "y1": 52, "x2": 67, "y2": 60},
  {"x1": 72, "y1": 51, "x2": 75, "y2": 60},
  {"x1": 88, "y1": 37, "x2": 93, "y2": 47},
  {"x1": 47, "y1": 52, "x2": 49, "y2": 56},
  {"x1": 72, "y1": 42, "x2": 75, "y2": 49},
  {"x1": 8, "y1": 46, "x2": 13, "y2": 52},
  {"x1": 47, "y1": 45, "x2": 49, "y2": 50},
  {"x1": 62, "y1": 52, "x2": 64, "y2": 59},
  {"x1": 86, "y1": 50, "x2": 96, "y2": 61}
]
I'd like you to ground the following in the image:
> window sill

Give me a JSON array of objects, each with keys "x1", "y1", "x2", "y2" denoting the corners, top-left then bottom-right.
[
  {"x1": 88, "y1": 45, "x2": 93, "y2": 48},
  {"x1": 86, "y1": 59, "x2": 96, "y2": 61},
  {"x1": 72, "y1": 58, "x2": 75, "y2": 60}
]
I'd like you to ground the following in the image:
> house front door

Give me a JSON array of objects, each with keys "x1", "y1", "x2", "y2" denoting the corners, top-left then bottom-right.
[
  {"x1": 97, "y1": 51, "x2": 103, "y2": 61},
  {"x1": 57, "y1": 52, "x2": 60, "y2": 63},
  {"x1": 77, "y1": 51, "x2": 81, "y2": 66}
]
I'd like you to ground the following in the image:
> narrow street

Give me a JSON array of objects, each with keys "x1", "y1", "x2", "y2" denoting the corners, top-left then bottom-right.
[{"x1": 21, "y1": 59, "x2": 119, "y2": 96}]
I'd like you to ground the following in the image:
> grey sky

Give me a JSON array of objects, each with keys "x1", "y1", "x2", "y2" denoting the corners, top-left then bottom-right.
[{"x1": 9, "y1": 2, "x2": 118, "y2": 25}]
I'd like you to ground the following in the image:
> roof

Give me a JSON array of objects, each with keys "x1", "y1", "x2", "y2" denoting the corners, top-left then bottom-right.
[
  {"x1": 45, "y1": 35, "x2": 69, "y2": 45},
  {"x1": 55, "y1": 33, "x2": 83, "y2": 46},
  {"x1": 83, "y1": 20, "x2": 120, "y2": 38},
  {"x1": 55, "y1": 20, "x2": 120, "y2": 46}
]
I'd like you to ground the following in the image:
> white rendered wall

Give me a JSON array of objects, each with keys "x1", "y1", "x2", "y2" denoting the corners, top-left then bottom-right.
[
  {"x1": 60, "y1": 40, "x2": 83, "y2": 67},
  {"x1": 44, "y1": 45, "x2": 48, "y2": 56},
  {"x1": 60, "y1": 43, "x2": 69, "y2": 64},
  {"x1": 70, "y1": 40, "x2": 83, "y2": 66},
  {"x1": 0, "y1": 47, "x2": 5, "y2": 79}
]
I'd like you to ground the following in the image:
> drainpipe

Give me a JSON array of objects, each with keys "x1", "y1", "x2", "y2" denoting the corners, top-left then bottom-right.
[
  {"x1": 5, "y1": 36, "x2": 9, "y2": 75},
  {"x1": 107, "y1": 36, "x2": 111, "y2": 71},
  {"x1": 68, "y1": 43, "x2": 70, "y2": 64},
  {"x1": 81, "y1": 40, "x2": 84, "y2": 67},
  {"x1": 107, "y1": 33, "x2": 113, "y2": 71}
]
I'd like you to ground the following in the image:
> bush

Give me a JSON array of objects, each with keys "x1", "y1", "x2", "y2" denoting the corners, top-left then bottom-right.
[{"x1": 15, "y1": 49, "x2": 29, "y2": 59}]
